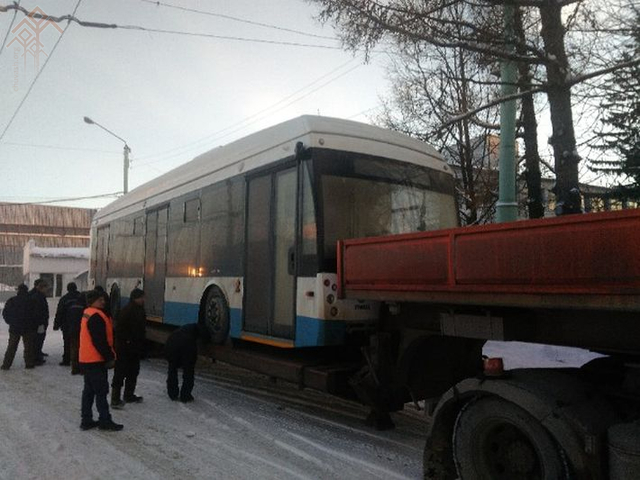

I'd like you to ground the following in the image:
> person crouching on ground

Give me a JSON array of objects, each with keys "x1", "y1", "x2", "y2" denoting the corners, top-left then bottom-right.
[
  {"x1": 78, "y1": 290, "x2": 122, "y2": 431},
  {"x1": 111, "y1": 288, "x2": 146, "y2": 409},
  {"x1": 165, "y1": 323, "x2": 210, "y2": 402}
]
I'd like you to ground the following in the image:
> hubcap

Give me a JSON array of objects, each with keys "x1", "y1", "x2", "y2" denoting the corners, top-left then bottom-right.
[{"x1": 477, "y1": 422, "x2": 541, "y2": 479}]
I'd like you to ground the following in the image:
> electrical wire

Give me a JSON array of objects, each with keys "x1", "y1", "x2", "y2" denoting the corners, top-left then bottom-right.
[
  {"x1": 0, "y1": 0, "x2": 83, "y2": 143},
  {"x1": 116, "y1": 24, "x2": 342, "y2": 49},
  {"x1": 1, "y1": 191, "x2": 121, "y2": 205},
  {"x1": 3, "y1": 141, "x2": 120, "y2": 154},
  {"x1": 0, "y1": 0, "x2": 20, "y2": 58},
  {"x1": 0, "y1": 4, "x2": 342, "y2": 50},
  {"x1": 134, "y1": 56, "x2": 363, "y2": 164},
  {"x1": 139, "y1": 0, "x2": 336, "y2": 41}
]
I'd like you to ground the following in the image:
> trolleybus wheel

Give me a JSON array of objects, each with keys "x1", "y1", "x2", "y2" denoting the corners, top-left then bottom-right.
[
  {"x1": 453, "y1": 396, "x2": 568, "y2": 480},
  {"x1": 202, "y1": 286, "x2": 230, "y2": 345}
]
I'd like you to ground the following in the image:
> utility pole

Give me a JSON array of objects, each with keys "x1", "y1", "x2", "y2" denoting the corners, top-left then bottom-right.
[
  {"x1": 496, "y1": 4, "x2": 518, "y2": 223},
  {"x1": 84, "y1": 116, "x2": 131, "y2": 195},
  {"x1": 123, "y1": 144, "x2": 130, "y2": 194}
]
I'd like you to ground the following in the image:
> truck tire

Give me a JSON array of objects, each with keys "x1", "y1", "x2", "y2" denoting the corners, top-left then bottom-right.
[
  {"x1": 453, "y1": 396, "x2": 568, "y2": 480},
  {"x1": 201, "y1": 286, "x2": 230, "y2": 345}
]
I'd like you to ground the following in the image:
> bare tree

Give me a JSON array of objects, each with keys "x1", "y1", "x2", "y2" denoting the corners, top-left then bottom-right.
[
  {"x1": 376, "y1": 37, "x2": 501, "y2": 225},
  {"x1": 311, "y1": 0, "x2": 640, "y2": 215}
]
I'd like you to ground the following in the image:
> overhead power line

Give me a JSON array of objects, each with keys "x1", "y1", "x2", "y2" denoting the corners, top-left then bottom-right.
[
  {"x1": 139, "y1": 0, "x2": 336, "y2": 41},
  {"x1": 0, "y1": 4, "x2": 342, "y2": 50},
  {"x1": 0, "y1": 0, "x2": 83, "y2": 143},
  {"x1": 3, "y1": 141, "x2": 120, "y2": 154},
  {"x1": 1, "y1": 191, "x2": 121, "y2": 205},
  {"x1": 0, "y1": 0, "x2": 20, "y2": 58},
  {"x1": 134, "y1": 56, "x2": 364, "y2": 165}
]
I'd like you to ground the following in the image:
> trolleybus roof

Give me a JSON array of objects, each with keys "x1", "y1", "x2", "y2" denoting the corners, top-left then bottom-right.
[{"x1": 94, "y1": 115, "x2": 449, "y2": 225}]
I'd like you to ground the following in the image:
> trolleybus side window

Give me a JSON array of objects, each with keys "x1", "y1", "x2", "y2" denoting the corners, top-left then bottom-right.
[
  {"x1": 200, "y1": 178, "x2": 245, "y2": 277},
  {"x1": 168, "y1": 196, "x2": 200, "y2": 277}
]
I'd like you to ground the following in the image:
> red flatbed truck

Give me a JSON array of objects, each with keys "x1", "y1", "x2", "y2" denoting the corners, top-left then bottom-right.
[{"x1": 337, "y1": 208, "x2": 640, "y2": 479}]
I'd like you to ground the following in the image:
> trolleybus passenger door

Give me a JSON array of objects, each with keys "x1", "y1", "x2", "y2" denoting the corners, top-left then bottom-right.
[
  {"x1": 144, "y1": 207, "x2": 168, "y2": 320},
  {"x1": 94, "y1": 226, "x2": 109, "y2": 287},
  {"x1": 244, "y1": 167, "x2": 297, "y2": 340}
]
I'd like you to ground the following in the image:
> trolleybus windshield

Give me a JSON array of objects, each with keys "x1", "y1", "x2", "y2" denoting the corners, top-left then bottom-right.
[{"x1": 313, "y1": 150, "x2": 457, "y2": 271}]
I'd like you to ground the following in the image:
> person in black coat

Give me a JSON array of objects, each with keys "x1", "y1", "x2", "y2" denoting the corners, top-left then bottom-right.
[
  {"x1": 164, "y1": 323, "x2": 210, "y2": 402},
  {"x1": 67, "y1": 293, "x2": 87, "y2": 375},
  {"x1": 53, "y1": 282, "x2": 82, "y2": 366},
  {"x1": 28, "y1": 279, "x2": 49, "y2": 365},
  {"x1": 1, "y1": 284, "x2": 38, "y2": 369},
  {"x1": 111, "y1": 288, "x2": 147, "y2": 408}
]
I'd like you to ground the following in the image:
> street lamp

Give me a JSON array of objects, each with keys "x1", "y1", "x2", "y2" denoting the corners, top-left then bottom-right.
[{"x1": 83, "y1": 116, "x2": 131, "y2": 194}]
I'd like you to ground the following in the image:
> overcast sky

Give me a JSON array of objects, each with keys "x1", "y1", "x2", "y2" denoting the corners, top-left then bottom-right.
[{"x1": 0, "y1": 0, "x2": 388, "y2": 208}]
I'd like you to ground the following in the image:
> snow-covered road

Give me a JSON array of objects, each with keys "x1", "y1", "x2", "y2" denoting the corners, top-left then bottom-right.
[
  {"x1": 0, "y1": 299, "x2": 603, "y2": 480},
  {"x1": 0, "y1": 305, "x2": 426, "y2": 480}
]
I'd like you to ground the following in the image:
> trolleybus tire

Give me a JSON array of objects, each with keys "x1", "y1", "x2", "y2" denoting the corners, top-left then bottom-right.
[
  {"x1": 453, "y1": 396, "x2": 569, "y2": 480},
  {"x1": 201, "y1": 286, "x2": 230, "y2": 345}
]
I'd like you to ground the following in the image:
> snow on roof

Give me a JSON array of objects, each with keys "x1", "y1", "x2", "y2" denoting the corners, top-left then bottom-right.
[
  {"x1": 29, "y1": 247, "x2": 90, "y2": 259},
  {"x1": 94, "y1": 115, "x2": 448, "y2": 225}
]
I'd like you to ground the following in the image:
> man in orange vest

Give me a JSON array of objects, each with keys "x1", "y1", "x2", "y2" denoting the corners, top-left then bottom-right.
[{"x1": 79, "y1": 290, "x2": 123, "y2": 431}]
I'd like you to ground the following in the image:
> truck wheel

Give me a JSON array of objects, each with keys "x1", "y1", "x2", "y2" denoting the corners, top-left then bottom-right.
[
  {"x1": 202, "y1": 286, "x2": 230, "y2": 345},
  {"x1": 453, "y1": 396, "x2": 568, "y2": 480}
]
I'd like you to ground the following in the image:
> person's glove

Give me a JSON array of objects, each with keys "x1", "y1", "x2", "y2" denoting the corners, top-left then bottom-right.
[{"x1": 105, "y1": 359, "x2": 115, "y2": 369}]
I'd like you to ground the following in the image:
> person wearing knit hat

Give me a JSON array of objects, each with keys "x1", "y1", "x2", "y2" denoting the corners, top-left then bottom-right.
[
  {"x1": 111, "y1": 288, "x2": 147, "y2": 408},
  {"x1": 79, "y1": 289, "x2": 122, "y2": 431}
]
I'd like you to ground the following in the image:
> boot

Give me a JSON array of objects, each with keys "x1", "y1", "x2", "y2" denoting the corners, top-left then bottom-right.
[
  {"x1": 98, "y1": 419, "x2": 123, "y2": 431},
  {"x1": 111, "y1": 387, "x2": 125, "y2": 410},
  {"x1": 124, "y1": 394, "x2": 143, "y2": 403},
  {"x1": 80, "y1": 419, "x2": 99, "y2": 431}
]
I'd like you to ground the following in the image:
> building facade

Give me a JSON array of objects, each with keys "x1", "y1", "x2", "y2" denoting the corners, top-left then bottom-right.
[{"x1": 0, "y1": 203, "x2": 95, "y2": 292}]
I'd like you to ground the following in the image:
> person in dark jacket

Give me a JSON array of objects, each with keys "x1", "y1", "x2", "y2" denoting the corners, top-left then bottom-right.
[
  {"x1": 53, "y1": 282, "x2": 82, "y2": 366},
  {"x1": 165, "y1": 323, "x2": 210, "y2": 402},
  {"x1": 111, "y1": 288, "x2": 147, "y2": 408},
  {"x1": 67, "y1": 293, "x2": 87, "y2": 375},
  {"x1": 29, "y1": 279, "x2": 49, "y2": 364},
  {"x1": 79, "y1": 290, "x2": 122, "y2": 431},
  {"x1": 2, "y1": 284, "x2": 38, "y2": 369}
]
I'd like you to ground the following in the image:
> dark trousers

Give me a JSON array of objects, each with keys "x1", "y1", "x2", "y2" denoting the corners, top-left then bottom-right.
[
  {"x1": 81, "y1": 367, "x2": 111, "y2": 423},
  {"x1": 2, "y1": 331, "x2": 37, "y2": 368},
  {"x1": 112, "y1": 351, "x2": 141, "y2": 398},
  {"x1": 61, "y1": 325, "x2": 71, "y2": 364},
  {"x1": 167, "y1": 360, "x2": 195, "y2": 400},
  {"x1": 70, "y1": 326, "x2": 80, "y2": 374},
  {"x1": 36, "y1": 329, "x2": 46, "y2": 360}
]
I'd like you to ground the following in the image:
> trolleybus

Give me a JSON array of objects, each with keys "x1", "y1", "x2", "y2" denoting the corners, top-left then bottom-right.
[{"x1": 90, "y1": 115, "x2": 457, "y2": 350}]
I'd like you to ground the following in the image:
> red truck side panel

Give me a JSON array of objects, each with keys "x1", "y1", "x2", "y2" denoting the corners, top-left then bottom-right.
[{"x1": 338, "y1": 209, "x2": 640, "y2": 311}]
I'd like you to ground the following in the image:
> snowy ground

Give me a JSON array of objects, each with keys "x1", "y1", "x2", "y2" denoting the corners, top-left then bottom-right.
[
  {"x1": 0, "y1": 301, "x2": 603, "y2": 480},
  {"x1": 0, "y1": 303, "x2": 426, "y2": 480}
]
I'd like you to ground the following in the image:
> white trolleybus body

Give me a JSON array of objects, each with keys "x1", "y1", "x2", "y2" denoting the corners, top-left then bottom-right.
[{"x1": 90, "y1": 116, "x2": 457, "y2": 349}]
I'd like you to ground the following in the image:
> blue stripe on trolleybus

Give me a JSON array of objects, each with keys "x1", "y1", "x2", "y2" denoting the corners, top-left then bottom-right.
[
  {"x1": 163, "y1": 301, "x2": 244, "y2": 330},
  {"x1": 163, "y1": 302, "x2": 200, "y2": 326},
  {"x1": 294, "y1": 316, "x2": 346, "y2": 347},
  {"x1": 164, "y1": 302, "x2": 346, "y2": 347}
]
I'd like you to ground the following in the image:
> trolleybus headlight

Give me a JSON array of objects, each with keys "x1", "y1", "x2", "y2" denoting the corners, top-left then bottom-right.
[
  {"x1": 330, "y1": 307, "x2": 338, "y2": 317},
  {"x1": 323, "y1": 279, "x2": 331, "y2": 287},
  {"x1": 327, "y1": 294, "x2": 335, "y2": 304}
]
